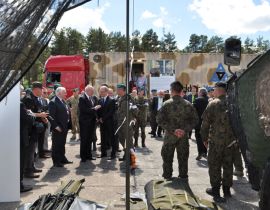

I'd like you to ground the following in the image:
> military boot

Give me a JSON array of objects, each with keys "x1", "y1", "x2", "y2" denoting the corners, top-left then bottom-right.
[
  {"x1": 134, "y1": 139, "x2": 138, "y2": 147},
  {"x1": 70, "y1": 134, "x2": 76, "y2": 141},
  {"x1": 142, "y1": 137, "x2": 146, "y2": 147},
  {"x1": 223, "y1": 186, "x2": 232, "y2": 198},
  {"x1": 206, "y1": 187, "x2": 226, "y2": 203}
]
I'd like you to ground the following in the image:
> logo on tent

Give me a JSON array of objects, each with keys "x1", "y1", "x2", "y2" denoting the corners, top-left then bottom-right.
[{"x1": 209, "y1": 63, "x2": 228, "y2": 82}]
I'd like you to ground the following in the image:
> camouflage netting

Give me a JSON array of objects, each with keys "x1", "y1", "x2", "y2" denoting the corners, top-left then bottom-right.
[{"x1": 0, "y1": 0, "x2": 92, "y2": 102}]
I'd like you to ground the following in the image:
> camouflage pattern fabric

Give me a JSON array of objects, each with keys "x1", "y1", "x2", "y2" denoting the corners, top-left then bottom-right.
[
  {"x1": 201, "y1": 95, "x2": 235, "y2": 188},
  {"x1": 148, "y1": 97, "x2": 157, "y2": 133},
  {"x1": 67, "y1": 95, "x2": 80, "y2": 135},
  {"x1": 134, "y1": 96, "x2": 148, "y2": 145},
  {"x1": 233, "y1": 143, "x2": 244, "y2": 172},
  {"x1": 156, "y1": 95, "x2": 198, "y2": 179},
  {"x1": 116, "y1": 94, "x2": 137, "y2": 148}
]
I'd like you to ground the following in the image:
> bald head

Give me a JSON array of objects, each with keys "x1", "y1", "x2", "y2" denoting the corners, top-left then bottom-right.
[{"x1": 158, "y1": 90, "x2": 165, "y2": 97}]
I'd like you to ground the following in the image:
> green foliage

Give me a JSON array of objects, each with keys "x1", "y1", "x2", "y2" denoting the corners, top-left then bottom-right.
[
  {"x1": 131, "y1": 30, "x2": 141, "y2": 52},
  {"x1": 51, "y1": 27, "x2": 85, "y2": 55},
  {"x1": 108, "y1": 31, "x2": 126, "y2": 52},
  {"x1": 160, "y1": 32, "x2": 178, "y2": 52},
  {"x1": 141, "y1": 29, "x2": 160, "y2": 52},
  {"x1": 23, "y1": 46, "x2": 51, "y2": 87},
  {"x1": 85, "y1": 27, "x2": 109, "y2": 52}
]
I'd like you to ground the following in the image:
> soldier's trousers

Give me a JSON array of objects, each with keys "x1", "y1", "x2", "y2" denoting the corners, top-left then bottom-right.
[
  {"x1": 134, "y1": 122, "x2": 146, "y2": 142},
  {"x1": 161, "y1": 137, "x2": 189, "y2": 179},
  {"x1": 208, "y1": 142, "x2": 233, "y2": 188},
  {"x1": 71, "y1": 113, "x2": 80, "y2": 135},
  {"x1": 233, "y1": 144, "x2": 244, "y2": 172},
  {"x1": 150, "y1": 112, "x2": 157, "y2": 133},
  {"x1": 118, "y1": 123, "x2": 133, "y2": 149}
]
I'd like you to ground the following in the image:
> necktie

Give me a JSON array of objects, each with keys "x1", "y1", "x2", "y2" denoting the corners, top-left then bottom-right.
[{"x1": 89, "y1": 96, "x2": 93, "y2": 106}]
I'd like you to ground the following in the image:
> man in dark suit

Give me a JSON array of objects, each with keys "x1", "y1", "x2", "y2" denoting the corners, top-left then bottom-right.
[
  {"x1": 97, "y1": 86, "x2": 116, "y2": 159},
  {"x1": 150, "y1": 90, "x2": 164, "y2": 137},
  {"x1": 78, "y1": 85, "x2": 100, "y2": 162},
  {"x1": 193, "y1": 88, "x2": 209, "y2": 160},
  {"x1": 49, "y1": 87, "x2": 72, "y2": 167},
  {"x1": 187, "y1": 85, "x2": 199, "y2": 138}
]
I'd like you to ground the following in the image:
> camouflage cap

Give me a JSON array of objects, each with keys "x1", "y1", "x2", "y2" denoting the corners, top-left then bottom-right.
[
  {"x1": 117, "y1": 83, "x2": 126, "y2": 89},
  {"x1": 214, "y1": 82, "x2": 227, "y2": 90}
]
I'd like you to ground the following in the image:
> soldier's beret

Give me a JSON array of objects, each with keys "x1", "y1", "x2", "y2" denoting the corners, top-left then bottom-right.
[
  {"x1": 32, "y1": 81, "x2": 42, "y2": 89},
  {"x1": 117, "y1": 83, "x2": 126, "y2": 89},
  {"x1": 151, "y1": 89, "x2": 157, "y2": 93},
  {"x1": 73, "y1": 88, "x2": 80, "y2": 92},
  {"x1": 53, "y1": 83, "x2": 62, "y2": 90},
  {"x1": 215, "y1": 82, "x2": 227, "y2": 89}
]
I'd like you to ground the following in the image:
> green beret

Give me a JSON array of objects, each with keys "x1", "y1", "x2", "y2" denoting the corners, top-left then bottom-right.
[
  {"x1": 73, "y1": 88, "x2": 80, "y2": 92},
  {"x1": 32, "y1": 81, "x2": 42, "y2": 89},
  {"x1": 117, "y1": 83, "x2": 126, "y2": 89},
  {"x1": 53, "y1": 83, "x2": 62, "y2": 90},
  {"x1": 215, "y1": 82, "x2": 227, "y2": 89}
]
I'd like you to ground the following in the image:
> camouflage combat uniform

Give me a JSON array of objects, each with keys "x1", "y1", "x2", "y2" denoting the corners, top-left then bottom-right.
[
  {"x1": 157, "y1": 95, "x2": 198, "y2": 179},
  {"x1": 134, "y1": 96, "x2": 148, "y2": 147},
  {"x1": 116, "y1": 94, "x2": 137, "y2": 149},
  {"x1": 201, "y1": 95, "x2": 235, "y2": 189},
  {"x1": 67, "y1": 95, "x2": 80, "y2": 137}
]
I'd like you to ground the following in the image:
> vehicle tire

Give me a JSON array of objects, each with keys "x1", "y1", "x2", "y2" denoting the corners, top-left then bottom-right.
[{"x1": 259, "y1": 160, "x2": 270, "y2": 210}]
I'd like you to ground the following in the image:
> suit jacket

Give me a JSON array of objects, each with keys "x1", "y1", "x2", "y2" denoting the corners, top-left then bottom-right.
[
  {"x1": 78, "y1": 93, "x2": 98, "y2": 123},
  {"x1": 187, "y1": 94, "x2": 198, "y2": 104},
  {"x1": 20, "y1": 102, "x2": 35, "y2": 146},
  {"x1": 97, "y1": 96, "x2": 115, "y2": 123},
  {"x1": 193, "y1": 96, "x2": 209, "y2": 128},
  {"x1": 49, "y1": 97, "x2": 70, "y2": 131},
  {"x1": 151, "y1": 96, "x2": 158, "y2": 112}
]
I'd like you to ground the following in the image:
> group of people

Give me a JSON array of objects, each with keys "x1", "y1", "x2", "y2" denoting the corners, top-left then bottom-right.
[
  {"x1": 20, "y1": 79, "x2": 245, "y2": 203},
  {"x1": 19, "y1": 81, "x2": 150, "y2": 192},
  {"x1": 156, "y1": 81, "x2": 244, "y2": 203}
]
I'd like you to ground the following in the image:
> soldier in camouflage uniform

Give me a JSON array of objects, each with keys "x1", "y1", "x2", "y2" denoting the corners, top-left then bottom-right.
[
  {"x1": 201, "y1": 82, "x2": 236, "y2": 203},
  {"x1": 116, "y1": 84, "x2": 138, "y2": 161},
  {"x1": 157, "y1": 81, "x2": 198, "y2": 180},
  {"x1": 67, "y1": 88, "x2": 80, "y2": 140},
  {"x1": 149, "y1": 89, "x2": 158, "y2": 135},
  {"x1": 134, "y1": 89, "x2": 148, "y2": 147}
]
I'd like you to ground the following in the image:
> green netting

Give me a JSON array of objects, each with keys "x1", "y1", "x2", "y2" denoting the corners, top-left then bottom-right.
[{"x1": 0, "y1": 0, "x2": 92, "y2": 102}]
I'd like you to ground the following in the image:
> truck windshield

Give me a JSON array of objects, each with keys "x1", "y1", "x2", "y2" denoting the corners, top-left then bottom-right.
[{"x1": 46, "y1": 72, "x2": 61, "y2": 84}]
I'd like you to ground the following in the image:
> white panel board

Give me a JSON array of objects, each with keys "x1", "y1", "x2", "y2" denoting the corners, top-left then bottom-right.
[{"x1": 0, "y1": 84, "x2": 20, "y2": 202}]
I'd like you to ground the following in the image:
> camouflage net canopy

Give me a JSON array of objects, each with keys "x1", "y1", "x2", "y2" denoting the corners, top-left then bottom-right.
[{"x1": 0, "y1": 0, "x2": 92, "y2": 102}]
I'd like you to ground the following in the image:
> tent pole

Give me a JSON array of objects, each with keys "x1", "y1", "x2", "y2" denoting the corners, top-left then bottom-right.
[{"x1": 125, "y1": 0, "x2": 130, "y2": 210}]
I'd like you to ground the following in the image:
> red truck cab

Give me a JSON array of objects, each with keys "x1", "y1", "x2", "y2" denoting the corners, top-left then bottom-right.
[{"x1": 43, "y1": 55, "x2": 89, "y2": 98}]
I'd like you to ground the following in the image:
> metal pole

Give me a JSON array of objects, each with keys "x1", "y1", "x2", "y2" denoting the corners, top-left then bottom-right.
[{"x1": 125, "y1": 0, "x2": 130, "y2": 210}]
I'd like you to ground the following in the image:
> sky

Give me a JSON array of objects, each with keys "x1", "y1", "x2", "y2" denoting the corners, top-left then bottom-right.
[{"x1": 57, "y1": 0, "x2": 270, "y2": 49}]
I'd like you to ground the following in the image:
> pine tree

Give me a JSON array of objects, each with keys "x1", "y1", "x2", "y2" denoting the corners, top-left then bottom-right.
[
  {"x1": 141, "y1": 29, "x2": 160, "y2": 52},
  {"x1": 160, "y1": 32, "x2": 178, "y2": 52}
]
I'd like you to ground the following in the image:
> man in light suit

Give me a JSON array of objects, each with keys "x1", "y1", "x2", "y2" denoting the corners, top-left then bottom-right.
[{"x1": 49, "y1": 87, "x2": 72, "y2": 167}]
